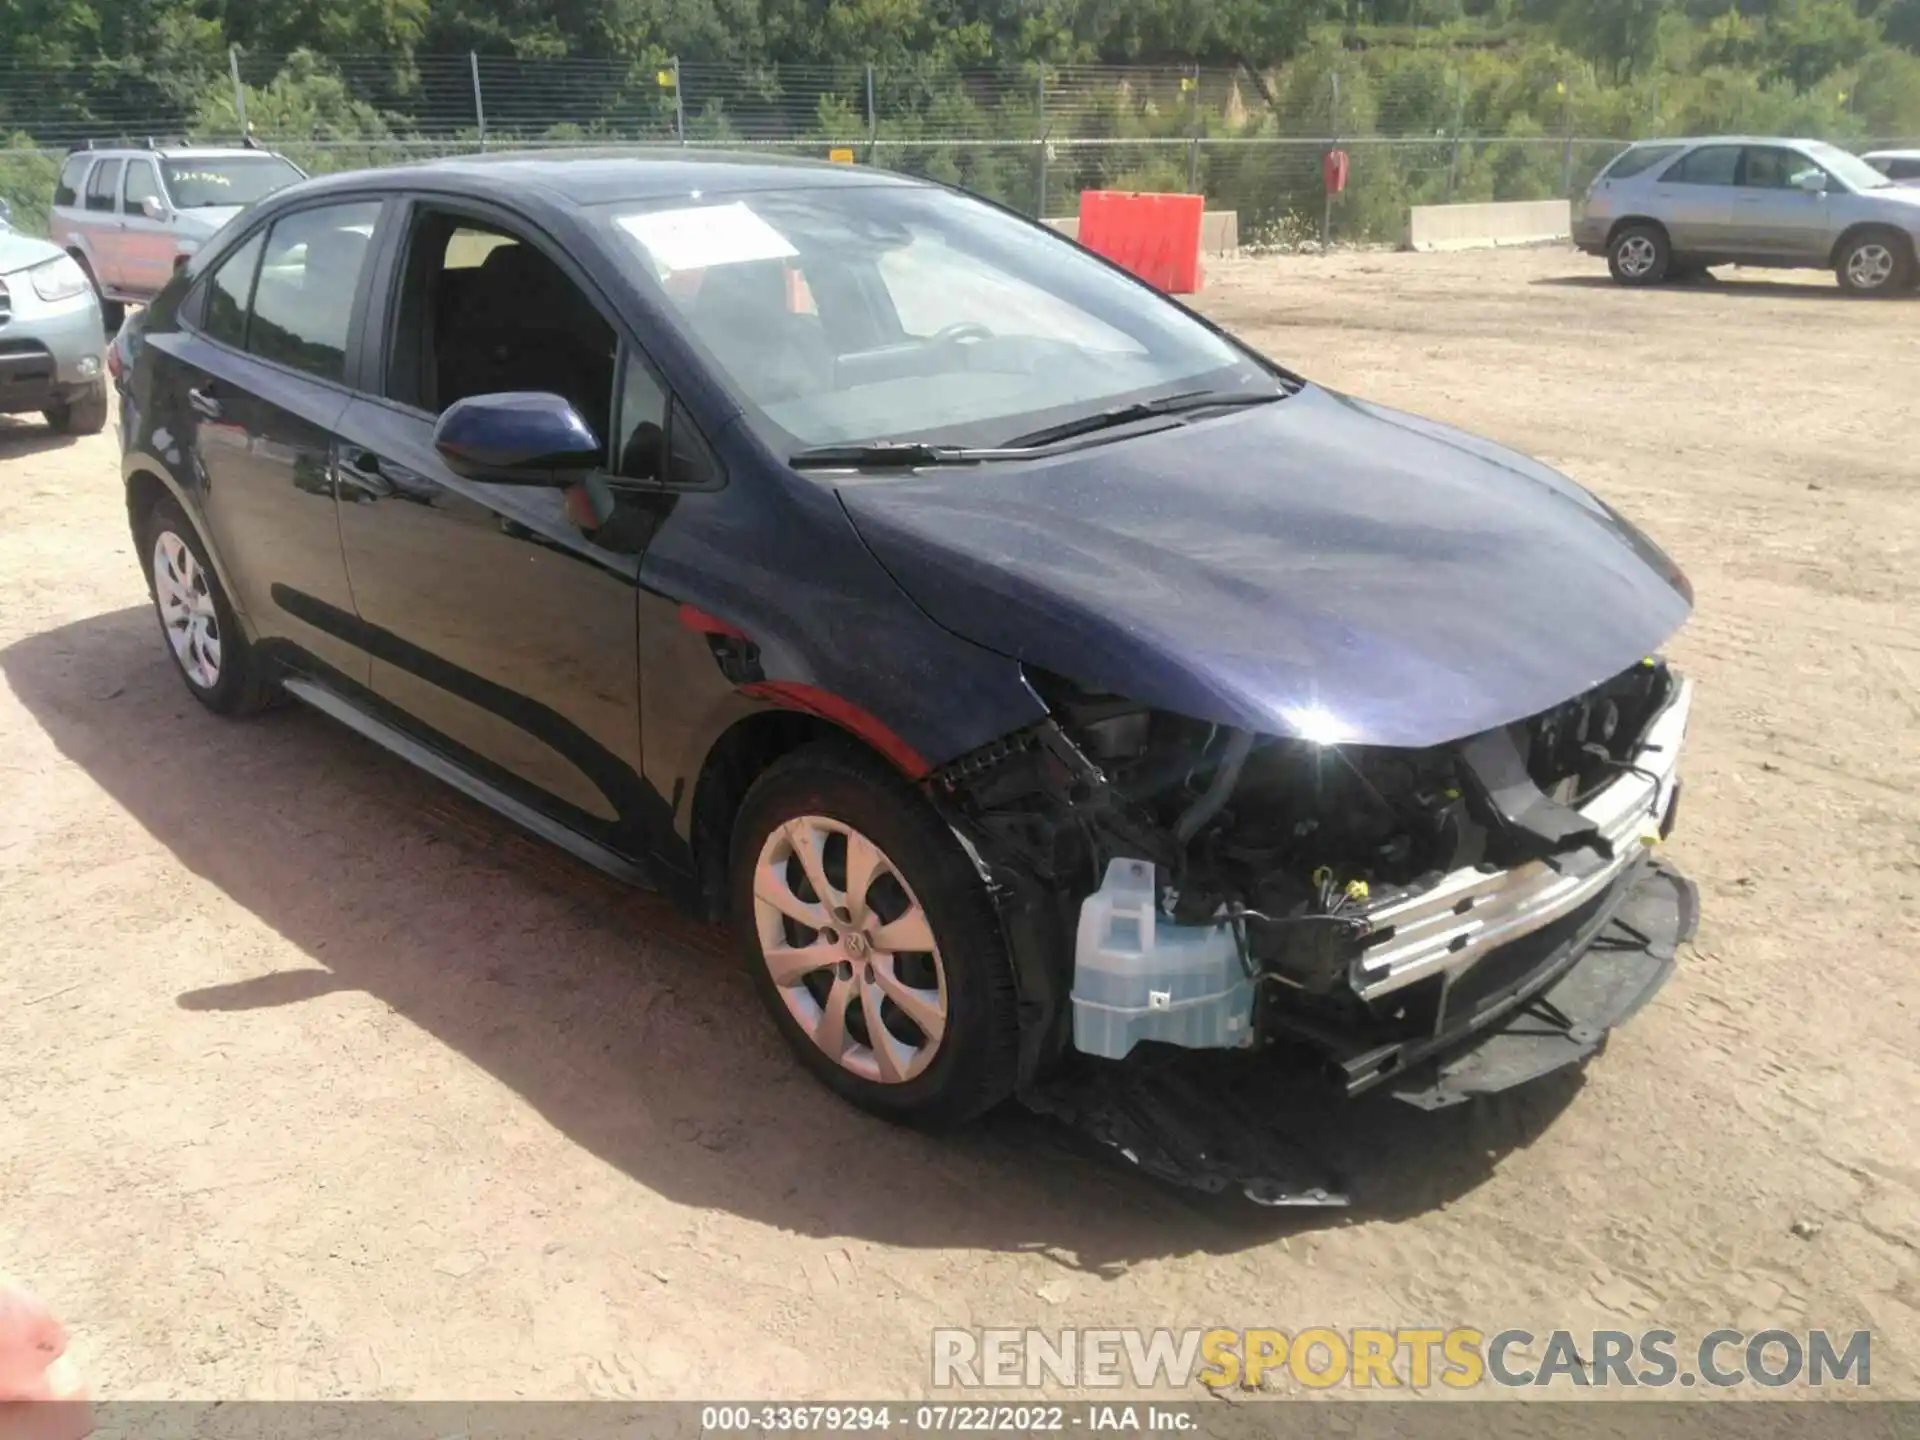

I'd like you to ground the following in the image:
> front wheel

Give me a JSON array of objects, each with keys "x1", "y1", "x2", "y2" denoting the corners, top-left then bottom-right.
[
  {"x1": 43, "y1": 380, "x2": 108, "y2": 436},
  {"x1": 1835, "y1": 230, "x2": 1913, "y2": 296},
  {"x1": 730, "y1": 742, "x2": 1020, "y2": 1127},
  {"x1": 1608, "y1": 224, "x2": 1671, "y2": 286}
]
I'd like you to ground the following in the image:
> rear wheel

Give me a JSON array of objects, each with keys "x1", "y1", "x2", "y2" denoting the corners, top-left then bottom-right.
[
  {"x1": 1608, "y1": 224, "x2": 1671, "y2": 286},
  {"x1": 730, "y1": 742, "x2": 1020, "y2": 1127},
  {"x1": 140, "y1": 498, "x2": 276, "y2": 716},
  {"x1": 1835, "y1": 229, "x2": 1913, "y2": 296},
  {"x1": 43, "y1": 381, "x2": 108, "y2": 436}
]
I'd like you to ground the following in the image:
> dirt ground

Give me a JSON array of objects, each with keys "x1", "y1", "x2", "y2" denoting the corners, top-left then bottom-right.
[{"x1": 2, "y1": 246, "x2": 1916, "y2": 1402}]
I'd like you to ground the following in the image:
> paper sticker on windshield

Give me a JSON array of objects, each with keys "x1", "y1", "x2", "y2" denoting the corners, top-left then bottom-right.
[{"x1": 617, "y1": 202, "x2": 797, "y2": 273}]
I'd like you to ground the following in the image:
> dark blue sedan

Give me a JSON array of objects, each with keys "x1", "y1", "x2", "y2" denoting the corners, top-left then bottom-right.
[{"x1": 117, "y1": 150, "x2": 1698, "y2": 1178}]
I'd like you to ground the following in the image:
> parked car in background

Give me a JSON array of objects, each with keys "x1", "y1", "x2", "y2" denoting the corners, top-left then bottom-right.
[
  {"x1": 1575, "y1": 136, "x2": 1920, "y2": 294},
  {"x1": 0, "y1": 223, "x2": 109, "y2": 434},
  {"x1": 1863, "y1": 148, "x2": 1920, "y2": 187},
  {"x1": 117, "y1": 152, "x2": 1696, "y2": 1182},
  {"x1": 48, "y1": 142, "x2": 305, "y2": 331}
]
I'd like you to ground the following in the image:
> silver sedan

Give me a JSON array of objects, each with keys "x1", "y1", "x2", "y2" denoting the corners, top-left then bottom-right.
[{"x1": 1574, "y1": 136, "x2": 1920, "y2": 295}]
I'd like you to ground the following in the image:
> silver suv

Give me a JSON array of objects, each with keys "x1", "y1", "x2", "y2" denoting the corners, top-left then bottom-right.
[
  {"x1": 0, "y1": 216, "x2": 109, "y2": 434},
  {"x1": 1574, "y1": 136, "x2": 1920, "y2": 295},
  {"x1": 47, "y1": 142, "x2": 304, "y2": 329}
]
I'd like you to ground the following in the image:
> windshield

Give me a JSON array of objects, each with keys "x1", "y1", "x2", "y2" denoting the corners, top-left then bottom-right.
[
  {"x1": 598, "y1": 183, "x2": 1279, "y2": 452},
  {"x1": 1803, "y1": 142, "x2": 1892, "y2": 191},
  {"x1": 162, "y1": 156, "x2": 304, "y2": 209}
]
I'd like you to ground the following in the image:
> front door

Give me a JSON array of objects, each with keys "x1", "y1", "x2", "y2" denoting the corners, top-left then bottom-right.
[
  {"x1": 331, "y1": 202, "x2": 674, "y2": 856},
  {"x1": 119, "y1": 159, "x2": 176, "y2": 300},
  {"x1": 161, "y1": 199, "x2": 387, "y2": 685},
  {"x1": 1733, "y1": 146, "x2": 1835, "y2": 261}
]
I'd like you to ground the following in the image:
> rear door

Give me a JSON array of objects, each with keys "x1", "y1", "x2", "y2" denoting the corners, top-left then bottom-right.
[
  {"x1": 119, "y1": 158, "x2": 175, "y2": 299},
  {"x1": 1732, "y1": 145, "x2": 1833, "y2": 260},
  {"x1": 161, "y1": 198, "x2": 389, "y2": 685},
  {"x1": 81, "y1": 158, "x2": 126, "y2": 291},
  {"x1": 47, "y1": 154, "x2": 90, "y2": 251},
  {"x1": 1651, "y1": 144, "x2": 1739, "y2": 254}
]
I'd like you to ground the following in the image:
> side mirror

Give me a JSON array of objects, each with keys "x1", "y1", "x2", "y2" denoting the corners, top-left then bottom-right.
[
  {"x1": 433, "y1": 392, "x2": 603, "y2": 485},
  {"x1": 140, "y1": 195, "x2": 168, "y2": 222},
  {"x1": 1793, "y1": 171, "x2": 1827, "y2": 194}
]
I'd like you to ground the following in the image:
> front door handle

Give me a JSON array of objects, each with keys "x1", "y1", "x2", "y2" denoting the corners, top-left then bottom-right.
[{"x1": 186, "y1": 385, "x2": 221, "y2": 420}]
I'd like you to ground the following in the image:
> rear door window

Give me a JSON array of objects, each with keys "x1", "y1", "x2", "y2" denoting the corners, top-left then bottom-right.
[
  {"x1": 200, "y1": 232, "x2": 265, "y2": 351},
  {"x1": 85, "y1": 159, "x2": 124, "y2": 213},
  {"x1": 248, "y1": 202, "x2": 383, "y2": 384},
  {"x1": 1662, "y1": 146, "x2": 1740, "y2": 186}
]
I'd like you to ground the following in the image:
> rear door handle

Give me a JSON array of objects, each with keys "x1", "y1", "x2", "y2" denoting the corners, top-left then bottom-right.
[
  {"x1": 186, "y1": 385, "x2": 221, "y2": 419},
  {"x1": 335, "y1": 450, "x2": 392, "y2": 500}
]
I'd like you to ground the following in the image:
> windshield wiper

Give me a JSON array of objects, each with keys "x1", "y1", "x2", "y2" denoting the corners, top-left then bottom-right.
[
  {"x1": 789, "y1": 441, "x2": 1028, "y2": 470},
  {"x1": 1003, "y1": 387, "x2": 1288, "y2": 450}
]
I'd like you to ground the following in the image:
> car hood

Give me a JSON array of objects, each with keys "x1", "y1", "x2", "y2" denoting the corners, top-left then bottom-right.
[
  {"x1": 175, "y1": 206, "x2": 246, "y2": 236},
  {"x1": 0, "y1": 229, "x2": 63, "y2": 275},
  {"x1": 835, "y1": 384, "x2": 1693, "y2": 749}
]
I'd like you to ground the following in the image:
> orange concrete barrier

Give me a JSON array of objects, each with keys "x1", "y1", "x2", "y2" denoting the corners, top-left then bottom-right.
[
  {"x1": 1076, "y1": 191, "x2": 1205, "y2": 294},
  {"x1": 0, "y1": 1280, "x2": 90, "y2": 1440}
]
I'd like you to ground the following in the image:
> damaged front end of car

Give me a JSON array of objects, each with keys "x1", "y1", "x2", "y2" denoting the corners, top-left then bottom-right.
[{"x1": 927, "y1": 657, "x2": 1698, "y2": 1205}]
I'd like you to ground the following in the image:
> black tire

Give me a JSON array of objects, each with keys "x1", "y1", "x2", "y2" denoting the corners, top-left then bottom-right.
[
  {"x1": 43, "y1": 380, "x2": 108, "y2": 436},
  {"x1": 1834, "y1": 228, "x2": 1914, "y2": 297},
  {"x1": 138, "y1": 497, "x2": 277, "y2": 716},
  {"x1": 730, "y1": 741, "x2": 1020, "y2": 1127},
  {"x1": 1607, "y1": 223, "x2": 1671, "y2": 286}
]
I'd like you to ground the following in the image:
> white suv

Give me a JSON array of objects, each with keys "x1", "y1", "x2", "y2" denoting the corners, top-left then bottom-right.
[{"x1": 47, "y1": 142, "x2": 304, "y2": 330}]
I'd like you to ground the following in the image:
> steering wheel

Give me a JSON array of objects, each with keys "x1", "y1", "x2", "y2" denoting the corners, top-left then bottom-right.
[{"x1": 929, "y1": 322, "x2": 994, "y2": 346}]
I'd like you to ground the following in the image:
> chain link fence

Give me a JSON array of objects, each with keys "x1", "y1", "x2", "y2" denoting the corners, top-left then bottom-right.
[{"x1": 3, "y1": 50, "x2": 1913, "y2": 244}]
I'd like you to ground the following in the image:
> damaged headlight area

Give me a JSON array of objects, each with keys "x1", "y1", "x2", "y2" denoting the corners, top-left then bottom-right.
[{"x1": 931, "y1": 658, "x2": 1693, "y2": 1097}]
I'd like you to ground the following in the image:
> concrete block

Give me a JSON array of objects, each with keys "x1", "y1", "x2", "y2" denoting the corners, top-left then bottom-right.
[{"x1": 1406, "y1": 199, "x2": 1572, "y2": 252}]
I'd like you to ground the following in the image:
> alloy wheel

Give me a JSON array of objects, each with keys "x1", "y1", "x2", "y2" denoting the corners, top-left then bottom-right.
[
  {"x1": 1847, "y1": 242, "x2": 1895, "y2": 291},
  {"x1": 752, "y1": 815, "x2": 948, "y2": 1084},
  {"x1": 1616, "y1": 235, "x2": 1658, "y2": 278},
  {"x1": 152, "y1": 531, "x2": 222, "y2": 689}
]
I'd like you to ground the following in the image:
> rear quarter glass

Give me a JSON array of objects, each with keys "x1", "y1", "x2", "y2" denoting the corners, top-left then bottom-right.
[{"x1": 1602, "y1": 144, "x2": 1685, "y2": 181}]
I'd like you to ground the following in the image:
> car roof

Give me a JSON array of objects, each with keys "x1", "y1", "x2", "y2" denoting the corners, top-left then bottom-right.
[
  {"x1": 70, "y1": 145, "x2": 286, "y2": 161},
  {"x1": 1864, "y1": 147, "x2": 1920, "y2": 159},
  {"x1": 1623, "y1": 135, "x2": 1831, "y2": 148},
  {"x1": 286, "y1": 147, "x2": 925, "y2": 208}
]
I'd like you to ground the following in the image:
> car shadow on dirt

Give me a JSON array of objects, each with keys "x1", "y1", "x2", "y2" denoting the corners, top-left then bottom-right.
[
  {"x1": 5, "y1": 606, "x2": 1588, "y2": 1271},
  {"x1": 0, "y1": 416, "x2": 85, "y2": 456},
  {"x1": 1531, "y1": 273, "x2": 1917, "y2": 300}
]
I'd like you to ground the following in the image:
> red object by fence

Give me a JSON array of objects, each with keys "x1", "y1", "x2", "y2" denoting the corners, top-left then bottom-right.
[
  {"x1": 1323, "y1": 149, "x2": 1350, "y2": 195},
  {"x1": 1076, "y1": 190, "x2": 1204, "y2": 294}
]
